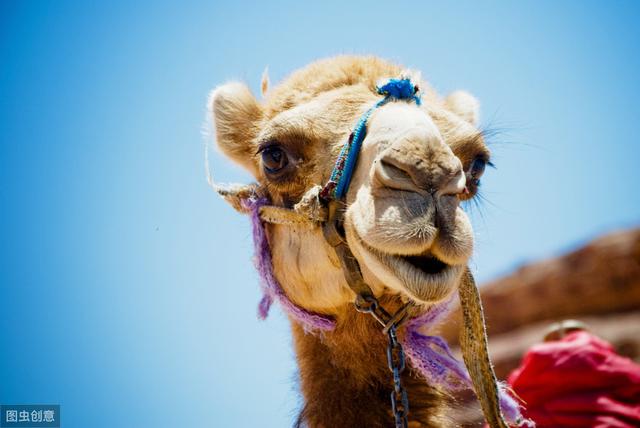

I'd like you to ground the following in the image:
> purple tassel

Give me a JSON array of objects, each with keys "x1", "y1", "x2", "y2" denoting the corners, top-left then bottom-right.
[
  {"x1": 257, "y1": 294, "x2": 272, "y2": 320},
  {"x1": 402, "y1": 294, "x2": 532, "y2": 426},
  {"x1": 242, "y1": 196, "x2": 335, "y2": 331},
  {"x1": 402, "y1": 294, "x2": 470, "y2": 390}
]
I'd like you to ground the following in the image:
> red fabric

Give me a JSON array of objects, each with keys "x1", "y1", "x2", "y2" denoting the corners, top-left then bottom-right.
[{"x1": 507, "y1": 330, "x2": 640, "y2": 427}]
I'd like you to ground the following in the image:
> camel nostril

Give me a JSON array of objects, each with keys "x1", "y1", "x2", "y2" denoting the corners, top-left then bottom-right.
[
  {"x1": 377, "y1": 153, "x2": 465, "y2": 199},
  {"x1": 437, "y1": 166, "x2": 466, "y2": 198},
  {"x1": 375, "y1": 158, "x2": 426, "y2": 194},
  {"x1": 379, "y1": 159, "x2": 411, "y2": 180}
]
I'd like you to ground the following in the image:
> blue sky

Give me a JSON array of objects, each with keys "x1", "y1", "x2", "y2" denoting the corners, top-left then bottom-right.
[{"x1": 1, "y1": 1, "x2": 639, "y2": 427}]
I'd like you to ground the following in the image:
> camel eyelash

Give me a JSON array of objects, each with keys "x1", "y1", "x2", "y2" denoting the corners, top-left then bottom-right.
[{"x1": 256, "y1": 141, "x2": 280, "y2": 155}]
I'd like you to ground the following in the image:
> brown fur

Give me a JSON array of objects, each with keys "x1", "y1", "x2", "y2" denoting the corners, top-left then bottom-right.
[{"x1": 292, "y1": 296, "x2": 449, "y2": 428}]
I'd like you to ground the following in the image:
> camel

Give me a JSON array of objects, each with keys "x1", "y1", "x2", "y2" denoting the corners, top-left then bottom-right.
[{"x1": 208, "y1": 56, "x2": 526, "y2": 428}]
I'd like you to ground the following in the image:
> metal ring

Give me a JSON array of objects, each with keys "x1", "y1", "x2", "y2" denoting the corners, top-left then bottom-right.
[{"x1": 354, "y1": 293, "x2": 378, "y2": 313}]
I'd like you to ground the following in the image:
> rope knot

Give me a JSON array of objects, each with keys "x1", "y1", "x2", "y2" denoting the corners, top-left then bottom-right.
[{"x1": 377, "y1": 78, "x2": 421, "y2": 104}]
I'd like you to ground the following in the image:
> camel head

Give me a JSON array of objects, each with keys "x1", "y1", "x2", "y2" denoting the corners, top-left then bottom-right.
[{"x1": 210, "y1": 56, "x2": 489, "y2": 314}]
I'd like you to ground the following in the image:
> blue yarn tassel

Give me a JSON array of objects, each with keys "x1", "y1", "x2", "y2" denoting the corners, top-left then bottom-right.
[{"x1": 377, "y1": 78, "x2": 421, "y2": 105}]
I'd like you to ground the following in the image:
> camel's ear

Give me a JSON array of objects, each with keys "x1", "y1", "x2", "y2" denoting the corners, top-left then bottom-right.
[
  {"x1": 209, "y1": 82, "x2": 263, "y2": 177},
  {"x1": 444, "y1": 91, "x2": 480, "y2": 126}
]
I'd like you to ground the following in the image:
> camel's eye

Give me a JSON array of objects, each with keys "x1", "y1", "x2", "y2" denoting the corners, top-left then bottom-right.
[
  {"x1": 260, "y1": 145, "x2": 289, "y2": 174},
  {"x1": 468, "y1": 157, "x2": 487, "y2": 186}
]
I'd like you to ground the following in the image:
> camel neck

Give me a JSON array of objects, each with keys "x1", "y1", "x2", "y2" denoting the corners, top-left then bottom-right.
[{"x1": 290, "y1": 296, "x2": 445, "y2": 428}]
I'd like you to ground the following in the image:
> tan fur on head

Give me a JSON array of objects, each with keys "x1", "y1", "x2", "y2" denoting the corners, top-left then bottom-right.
[{"x1": 209, "y1": 82, "x2": 263, "y2": 176}]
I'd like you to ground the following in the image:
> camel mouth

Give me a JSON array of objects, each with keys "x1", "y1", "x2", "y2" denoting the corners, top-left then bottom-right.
[
  {"x1": 401, "y1": 254, "x2": 448, "y2": 275},
  {"x1": 375, "y1": 250, "x2": 462, "y2": 302},
  {"x1": 350, "y1": 230, "x2": 463, "y2": 303},
  {"x1": 382, "y1": 251, "x2": 456, "y2": 285}
]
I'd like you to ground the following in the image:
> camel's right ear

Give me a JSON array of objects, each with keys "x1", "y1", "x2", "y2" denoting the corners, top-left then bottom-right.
[
  {"x1": 209, "y1": 82, "x2": 263, "y2": 177},
  {"x1": 444, "y1": 91, "x2": 480, "y2": 127}
]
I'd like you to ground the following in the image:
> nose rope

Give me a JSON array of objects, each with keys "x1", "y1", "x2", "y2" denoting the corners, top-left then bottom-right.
[{"x1": 320, "y1": 78, "x2": 421, "y2": 201}]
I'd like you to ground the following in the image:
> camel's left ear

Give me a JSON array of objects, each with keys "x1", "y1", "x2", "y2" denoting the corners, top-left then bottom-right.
[
  {"x1": 209, "y1": 82, "x2": 263, "y2": 177},
  {"x1": 445, "y1": 91, "x2": 480, "y2": 126}
]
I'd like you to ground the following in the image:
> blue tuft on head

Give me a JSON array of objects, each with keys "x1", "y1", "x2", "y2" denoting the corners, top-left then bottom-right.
[{"x1": 377, "y1": 78, "x2": 419, "y2": 101}]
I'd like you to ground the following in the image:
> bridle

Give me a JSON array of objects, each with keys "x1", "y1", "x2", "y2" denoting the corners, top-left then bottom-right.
[
  {"x1": 213, "y1": 78, "x2": 532, "y2": 428},
  {"x1": 322, "y1": 195, "x2": 415, "y2": 427}
]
